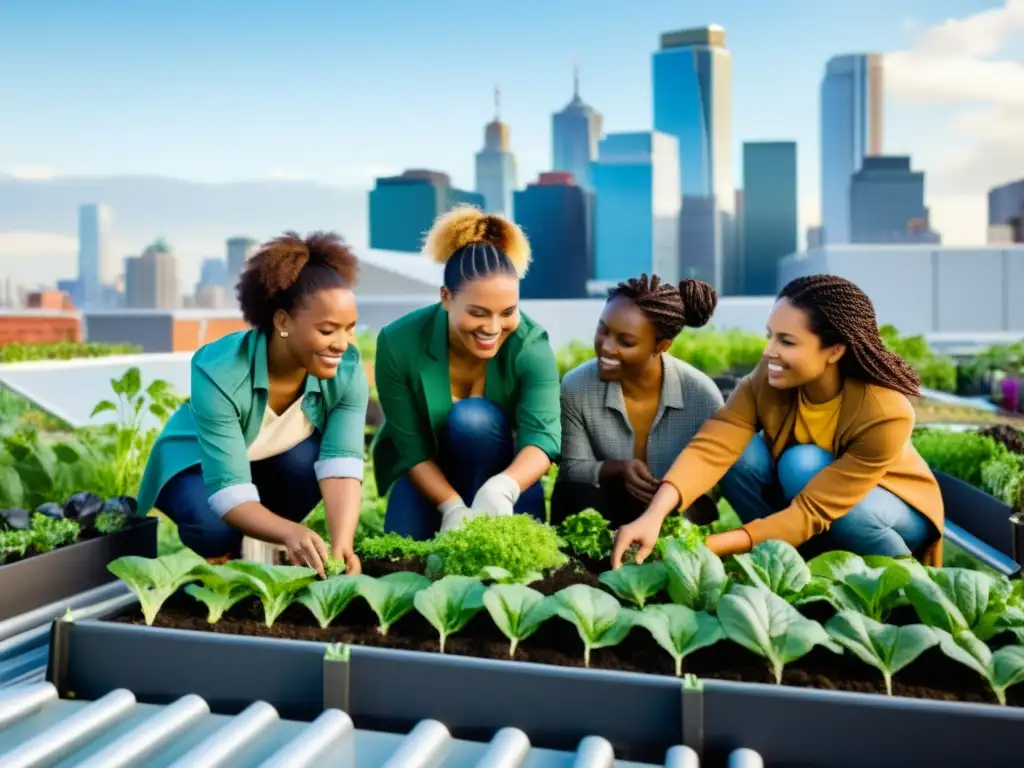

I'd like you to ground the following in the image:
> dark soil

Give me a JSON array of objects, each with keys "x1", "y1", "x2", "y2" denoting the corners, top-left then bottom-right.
[{"x1": 108, "y1": 556, "x2": 1024, "y2": 709}]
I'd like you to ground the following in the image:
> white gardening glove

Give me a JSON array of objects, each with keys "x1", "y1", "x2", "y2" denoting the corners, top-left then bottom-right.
[
  {"x1": 470, "y1": 474, "x2": 521, "y2": 518},
  {"x1": 439, "y1": 497, "x2": 475, "y2": 533}
]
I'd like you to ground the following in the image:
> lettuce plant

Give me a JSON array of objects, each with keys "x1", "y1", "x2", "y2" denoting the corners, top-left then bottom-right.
[
  {"x1": 598, "y1": 562, "x2": 668, "y2": 608},
  {"x1": 904, "y1": 567, "x2": 1024, "y2": 642},
  {"x1": 552, "y1": 584, "x2": 637, "y2": 667},
  {"x1": 428, "y1": 516, "x2": 567, "y2": 582},
  {"x1": 107, "y1": 548, "x2": 206, "y2": 625},
  {"x1": 356, "y1": 572, "x2": 430, "y2": 635},
  {"x1": 226, "y1": 562, "x2": 317, "y2": 627},
  {"x1": 825, "y1": 611, "x2": 938, "y2": 695},
  {"x1": 934, "y1": 629, "x2": 1024, "y2": 705},
  {"x1": 296, "y1": 576, "x2": 362, "y2": 629},
  {"x1": 662, "y1": 539, "x2": 728, "y2": 613},
  {"x1": 476, "y1": 566, "x2": 542, "y2": 585},
  {"x1": 482, "y1": 584, "x2": 558, "y2": 657},
  {"x1": 184, "y1": 564, "x2": 257, "y2": 623},
  {"x1": 718, "y1": 584, "x2": 841, "y2": 684},
  {"x1": 413, "y1": 576, "x2": 487, "y2": 652},
  {"x1": 732, "y1": 541, "x2": 816, "y2": 603},
  {"x1": 355, "y1": 532, "x2": 432, "y2": 562},
  {"x1": 638, "y1": 604, "x2": 724, "y2": 676},
  {"x1": 807, "y1": 551, "x2": 914, "y2": 621},
  {"x1": 557, "y1": 510, "x2": 613, "y2": 560}
]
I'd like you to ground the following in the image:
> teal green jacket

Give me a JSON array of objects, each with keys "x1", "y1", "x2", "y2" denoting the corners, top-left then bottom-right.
[
  {"x1": 371, "y1": 303, "x2": 561, "y2": 496},
  {"x1": 137, "y1": 328, "x2": 369, "y2": 517}
]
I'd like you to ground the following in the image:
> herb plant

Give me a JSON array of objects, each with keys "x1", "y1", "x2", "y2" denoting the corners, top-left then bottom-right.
[
  {"x1": 107, "y1": 548, "x2": 206, "y2": 625},
  {"x1": 356, "y1": 572, "x2": 430, "y2": 635},
  {"x1": 552, "y1": 584, "x2": 637, "y2": 667},
  {"x1": 482, "y1": 584, "x2": 558, "y2": 657},
  {"x1": 638, "y1": 604, "x2": 724, "y2": 676},
  {"x1": 598, "y1": 562, "x2": 668, "y2": 608},
  {"x1": 825, "y1": 611, "x2": 938, "y2": 695},
  {"x1": 413, "y1": 576, "x2": 487, "y2": 652}
]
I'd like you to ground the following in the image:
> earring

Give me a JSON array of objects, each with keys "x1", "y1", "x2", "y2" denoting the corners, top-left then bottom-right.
[{"x1": 280, "y1": 331, "x2": 289, "y2": 338}]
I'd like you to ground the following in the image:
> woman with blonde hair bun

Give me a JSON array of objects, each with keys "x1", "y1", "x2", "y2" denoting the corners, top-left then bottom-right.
[{"x1": 371, "y1": 205, "x2": 561, "y2": 539}]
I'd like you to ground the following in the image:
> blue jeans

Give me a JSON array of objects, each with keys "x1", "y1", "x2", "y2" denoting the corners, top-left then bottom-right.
[
  {"x1": 156, "y1": 433, "x2": 324, "y2": 558},
  {"x1": 719, "y1": 436, "x2": 935, "y2": 558},
  {"x1": 385, "y1": 397, "x2": 546, "y2": 540}
]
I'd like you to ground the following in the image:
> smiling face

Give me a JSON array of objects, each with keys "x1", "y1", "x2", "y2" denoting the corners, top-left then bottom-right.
[
  {"x1": 441, "y1": 274, "x2": 520, "y2": 360},
  {"x1": 275, "y1": 286, "x2": 359, "y2": 379},
  {"x1": 763, "y1": 297, "x2": 846, "y2": 390},
  {"x1": 593, "y1": 296, "x2": 669, "y2": 382}
]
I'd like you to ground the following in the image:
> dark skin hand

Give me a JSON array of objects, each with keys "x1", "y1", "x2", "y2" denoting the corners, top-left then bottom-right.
[{"x1": 600, "y1": 459, "x2": 659, "y2": 503}]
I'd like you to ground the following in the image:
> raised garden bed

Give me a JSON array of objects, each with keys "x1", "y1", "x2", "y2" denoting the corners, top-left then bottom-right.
[{"x1": 1, "y1": 494, "x2": 156, "y2": 621}]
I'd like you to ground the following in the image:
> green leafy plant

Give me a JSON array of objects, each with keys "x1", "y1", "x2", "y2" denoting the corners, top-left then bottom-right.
[
  {"x1": 296, "y1": 576, "x2": 362, "y2": 629},
  {"x1": 0, "y1": 512, "x2": 80, "y2": 562},
  {"x1": 107, "y1": 548, "x2": 206, "y2": 625},
  {"x1": 731, "y1": 540, "x2": 818, "y2": 603},
  {"x1": 904, "y1": 567, "x2": 1024, "y2": 641},
  {"x1": 558, "y1": 510, "x2": 613, "y2": 560},
  {"x1": 638, "y1": 604, "x2": 724, "y2": 676},
  {"x1": 825, "y1": 611, "x2": 938, "y2": 695},
  {"x1": 807, "y1": 551, "x2": 914, "y2": 621},
  {"x1": 428, "y1": 515, "x2": 567, "y2": 582},
  {"x1": 356, "y1": 571, "x2": 431, "y2": 635},
  {"x1": 934, "y1": 629, "x2": 1024, "y2": 705},
  {"x1": 482, "y1": 584, "x2": 558, "y2": 657},
  {"x1": 225, "y1": 562, "x2": 317, "y2": 627},
  {"x1": 413, "y1": 575, "x2": 488, "y2": 652},
  {"x1": 598, "y1": 562, "x2": 668, "y2": 608},
  {"x1": 656, "y1": 514, "x2": 707, "y2": 554},
  {"x1": 718, "y1": 584, "x2": 842, "y2": 684},
  {"x1": 552, "y1": 584, "x2": 637, "y2": 667},
  {"x1": 910, "y1": 429, "x2": 1006, "y2": 490},
  {"x1": 662, "y1": 539, "x2": 729, "y2": 613},
  {"x1": 184, "y1": 564, "x2": 257, "y2": 623},
  {"x1": 476, "y1": 565, "x2": 542, "y2": 585},
  {"x1": 355, "y1": 532, "x2": 432, "y2": 561}
]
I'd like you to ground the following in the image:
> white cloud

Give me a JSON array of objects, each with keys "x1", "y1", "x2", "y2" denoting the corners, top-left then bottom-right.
[
  {"x1": 0, "y1": 231, "x2": 76, "y2": 256},
  {"x1": 6, "y1": 167, "x2": 57, "y2": 181},
  {"x1": 0, "y1": 231, "x2": 77, "y2": 288},
  {"x1": 884, "y1": 0, "x2": 1024, "y2": 241}
]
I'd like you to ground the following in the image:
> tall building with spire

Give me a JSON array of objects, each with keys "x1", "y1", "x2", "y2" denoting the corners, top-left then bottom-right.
[
  {"x1": 551, "y1": 63, "x2": 603, "y2": 191},
  {"x1": 475, "y1": 88, "x2": 517, "y2": 216}
]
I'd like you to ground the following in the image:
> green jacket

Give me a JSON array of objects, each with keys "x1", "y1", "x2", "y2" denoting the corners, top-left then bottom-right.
[
  {"x1": 137, "y1": 328, "x2": 369, "y2": 517},
  {"x1": 371, "y1": 303, "x2": 561, "y2": 496}
]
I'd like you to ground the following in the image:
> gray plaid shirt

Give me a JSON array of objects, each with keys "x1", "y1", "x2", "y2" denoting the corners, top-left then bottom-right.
[{"x1": 558, "y1": 355, "x2": 726, "y2": 486}]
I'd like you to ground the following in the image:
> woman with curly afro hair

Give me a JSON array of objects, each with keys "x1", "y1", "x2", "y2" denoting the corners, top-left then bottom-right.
[
  {"x1": 612, "y1": 274, "x2": 944, "y2": 569},
  {"x1": 553, "y1": 273, "x2": 725, "y2": 527},
  {"x1": 137, "y1": 231, "x2": 369, "y2": 577},
  {"x1": 371, "y1": 205, "x2": 560, "y2": 539}
]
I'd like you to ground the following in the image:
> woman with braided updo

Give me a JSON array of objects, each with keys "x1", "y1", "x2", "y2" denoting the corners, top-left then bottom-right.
[
  {"x1": 553, "y1": 274, "x2": 725, "y2": 526},
  {"x1": 372, "y1": 205, "x2": 560, "y2": 540},
  {"x1": 612, "y1": 274, "x2": 944, "y2": 568},
  {"x1": 137, "y1": 231, "x2": 369, "y2": 577}
]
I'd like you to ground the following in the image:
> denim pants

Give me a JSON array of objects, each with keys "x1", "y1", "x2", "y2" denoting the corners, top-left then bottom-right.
[
  {"x1": 719, "y1": 436, "x2": 935, "y2": 558},
  {"x1": 384, "y1": 397, "x2": 546, "y2": 540},
  {"x1": 156, "y1": 433, "x2": 324, "y2": 558}
]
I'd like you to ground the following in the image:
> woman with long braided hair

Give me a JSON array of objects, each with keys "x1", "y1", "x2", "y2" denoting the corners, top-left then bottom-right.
[
  {"x1": 612, "y1": 274, "x2": 944, "y2": 567},
  {"x1": 553, "y1": 274, "x2": 725, "y2": 526}
]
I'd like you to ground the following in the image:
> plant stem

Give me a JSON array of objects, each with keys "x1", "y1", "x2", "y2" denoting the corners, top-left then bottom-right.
[
  {"x1": 994, "y1": 686, "x2": 1007, "y2": 706},
  {"x1": 773, "y1": 662, "x2": 783, "y2": 684},
  {"x1": 884, "y1": 672, "x2": 893, "y2": 696},
  {"x1": 509, "y1": 639, "x2": 518, "y2": 658},
  {"x1": 675, "y1": 656, "x2": 683, "y2": 677},
  {"x1": 439, "y1": 634, "x2": 446, "y2": 654},
  {"x1": 584, "y1": 644, "x2": 591, "y2": 668}
]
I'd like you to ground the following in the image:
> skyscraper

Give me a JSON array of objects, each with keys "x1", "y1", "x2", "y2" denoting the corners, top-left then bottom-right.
[
  {"x1": 820, "y1": 53, "x2": 884, "y2": 245},
  {"x1": 77, "y1": 203, "x2": 114, "y2": 309},
  {"x1": 514, "y1": 172, "x2": 592, "y2": 299},
  {"x1": 475, "y1": 88, "x2": 517, "y2": 216},
  {"x1": 652, "y1": 25, "x2": 734, "y2": 292},
  {"x1": 989, "y1": 178, "x2": 1024, "y2": 243},
  {"x1": 369, "y1": 170, "x2": 485, "y2": 252},
  {"x1": 849, "y1": 156, "x2": 938, "y2": 244},
  {"x1": 124, "y1": 239, "x2": 179, "y2": 309},
  {"x1": 741, "y1": 142, "x2": 798, "y2": 295},
  {"x1": 226, "y1": 237, "x2": 258, "y2": 289},
  {"x1": 592, "y1": 132, "x2": 680, "y2": 289},
  {"x1": 551, "y1": 64, "x2": 603, "y2": 191}
]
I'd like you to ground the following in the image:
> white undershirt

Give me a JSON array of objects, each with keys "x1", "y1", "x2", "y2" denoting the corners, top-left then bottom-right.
[{"x1": 246, "y1": 397, "x2": 315, "y2": 462}]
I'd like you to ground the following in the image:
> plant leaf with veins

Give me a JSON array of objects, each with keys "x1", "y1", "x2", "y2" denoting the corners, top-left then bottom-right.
[
  {"x1": 825, "y1": 610, "x2": 938, "y2": 695},
  {"x1": 414, "y1": 576, "x2": 488, "y2": 652},
  {"x1": 482, "y1": 584, "x2": 558, "y2": 657}
]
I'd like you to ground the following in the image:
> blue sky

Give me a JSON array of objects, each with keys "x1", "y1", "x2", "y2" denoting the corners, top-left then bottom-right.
[{"x1": 0, "y1": 0, "x2": 1017, "y2": 245}]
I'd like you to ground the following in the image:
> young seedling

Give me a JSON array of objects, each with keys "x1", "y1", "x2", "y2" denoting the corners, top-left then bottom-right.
[
  {"x1": 934, "y1": 628, "x2": 1024, "y2": 705},
  {"x1": 356, "y1": 572, "x2": 431, "y2": 635},
  {"x1": 184, "y1": 564, "x2": 257, "y2": 623},
  {"x1": 638, "y1": 604, "x2": 724, "y2": 676},
  {"x1": 482, "y1": 584, "x2": 558, "y2": 657},
  {"x1": 225, "y1": 562, "x2": 317, "y2": 627},
  {"x1": 107, "y1": 548, "x2": 206, "y2": 625},
  {"x1": 825, "y1": 611, "x2": 938, "y2": 695},
  {"x1": 662, "y1": 539, "x2": 729, "y2": 613},
  {"x1": 413, "y1": 576, "x2": 488, "y2": 652},
  {"x1": 296, "y1": 575, "x2": 362, "y2": 629},
  {"x1": 552, "y1": 584, "x2": 637, "y2": 668},
  {"x1": 598, "y1": 562, "x2": 669, "y2": 608}
]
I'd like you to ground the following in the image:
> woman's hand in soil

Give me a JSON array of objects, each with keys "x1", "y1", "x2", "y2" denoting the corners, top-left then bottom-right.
[
  {"x1": 610, "y1": 510, "x2": 663, "y2": 568},
  {"x1": 281, "y1": 523, "x2": 330, "y2": 578}
]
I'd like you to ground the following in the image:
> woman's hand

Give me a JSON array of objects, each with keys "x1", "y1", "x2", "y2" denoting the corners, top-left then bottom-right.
[
  {"x1": 610, "y1": 481, "x2": 683, "y2": 568},
  {"x1": 281, "y1": 522, "x2": 330, "y2": 579},
  {"x1": 332, "y1": 540, "x2": 362, "y2": 575}
]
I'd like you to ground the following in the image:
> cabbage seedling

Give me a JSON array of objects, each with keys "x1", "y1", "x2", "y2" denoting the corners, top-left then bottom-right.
[
  {"x1": 482, "y1": 584, "x2": 557, "y2": 657},
  {"x1": 413, "y1": 576, "x2": 487, "y2": 652},
  {"x1": 108, "y1": 548, "x2": 206, "y2": 625}
]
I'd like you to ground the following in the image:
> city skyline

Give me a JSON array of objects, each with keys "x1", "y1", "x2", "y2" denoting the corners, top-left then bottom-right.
[{"x1": 0, "y1": 0, "x2": 1021, "y2": 287}]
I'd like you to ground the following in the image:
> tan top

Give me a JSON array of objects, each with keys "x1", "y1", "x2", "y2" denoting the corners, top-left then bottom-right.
[
  {"x1": 663, "y1": 360, "x2": 944, "y2": 566},
  {"x1": 793, "y1": 388, "x2": 844, "y2": 452},
  {"x1": 624, "y1": 395, "x2": 659, "y2": 461},
  {"x1": 247, "y1": 397, "x2": 315, "y2": 462}
]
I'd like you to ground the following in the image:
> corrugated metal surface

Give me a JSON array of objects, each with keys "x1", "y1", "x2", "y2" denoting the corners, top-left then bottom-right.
[{"x1": 0, "y1": 682, "x2": 763, "y2": 767}]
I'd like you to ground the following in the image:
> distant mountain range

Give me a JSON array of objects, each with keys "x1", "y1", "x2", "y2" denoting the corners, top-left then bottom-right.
[{"x1": 0, "y1": 175, "x2": 370, "y2": 288}]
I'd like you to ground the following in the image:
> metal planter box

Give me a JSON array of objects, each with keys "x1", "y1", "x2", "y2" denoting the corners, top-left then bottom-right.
[
  {"x1": 0, "y1": 517, "x2": 157, "y2": 621},
  {"x1": 46, "y1": 615, "x2": 1024, "y2": 767}
]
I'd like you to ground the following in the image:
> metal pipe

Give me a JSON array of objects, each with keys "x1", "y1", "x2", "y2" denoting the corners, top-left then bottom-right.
[
  {"x1": 0, "y1": 644, "x2": 48, "y2": 687},
  {"x1": 0, "y1": 581, "x2": 129, "y2": 641},
  {"x1": 166, "y1": 700, "x2": 280, "y2": 768},
  {"x1": 0, "y1": 624, "x2": 48, "y2": 663},
  {"x1": 474, "y1": 727, "x2": 531, "y2": 768},
  {"x1": 727, "y1": 747, "x2": 764, "y2": 768},
  {"x1": 381, "y1": 719, "x2": 452, "y2": 768},
  {"x1": 257, "y1": 709, "x2": 354, "y2": 768},
  {"x1": 0, "y1": 681, "x2": 58, "y2": 729},
  {"x1": 572, "y1": 736, "x2": 615, "y2": 768},
  {"x1": 665, "y1": 744, "x2": 701, "y2": 768},
  {"x1": 75, "y1": 693, "x2": 210, "y2": 768},
  {"x1": 0, "y1": 688, "x2": 136, "y2": 768}
]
